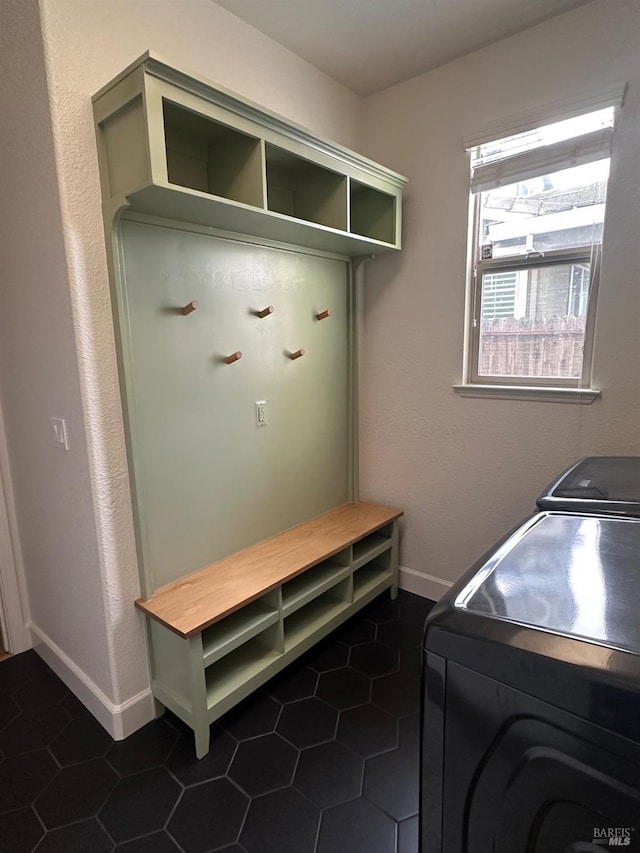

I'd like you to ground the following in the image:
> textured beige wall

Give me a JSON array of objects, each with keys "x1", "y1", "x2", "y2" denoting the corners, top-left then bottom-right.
[
  {"x1": 359, "y1": 0, "x2": 640, "y2": 590},
  {"x1": 0, "y1": 0, "x2": 113, "y2": 691},
  {"x1": 1, "y1": 0, "x2": 362, "y2": 720}
]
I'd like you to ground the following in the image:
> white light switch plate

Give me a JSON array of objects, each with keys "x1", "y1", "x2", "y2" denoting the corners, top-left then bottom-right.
[
  {"x1": 51, "y1": 417, "x2": 69, "y2": 450},
  {"x1": 255, "y1": 401, "x2": 268, "y2": 426}
]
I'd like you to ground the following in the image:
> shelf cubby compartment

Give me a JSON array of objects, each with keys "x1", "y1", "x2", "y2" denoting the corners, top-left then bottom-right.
[
  {"x1": 284, "y1": 581, "x2": 352, "y2": 652},
  {"x1": 163, "y1": 100, "x2": 264, "y2": 208},
  {"x1": 205, "y1": 633, "x2": 281, "y2": 712},
  {"x1": 266, "y1": 144, "x2": 347, "y2": 231},
  {"x1": 201, "y1": 595, "x2": 280, "y2": 667},
  {"x1": 349, "y1": 179, "x2": 396, "y2": 244},
  {"x1": 281, "y1": 560, "x2": 351, "y2": 617},
  {"x1": 352, "y1": 523, "x2": 394, "y2": 569},
  {"x1": 353, "y1": 554, "x2": 393, "y2": 601},
  {"x1": 95, "y1": 55, "x2": 406, "y2": 258},
  {"x1": 332, "y1": 545, "x2": 352, "y2": 567}
]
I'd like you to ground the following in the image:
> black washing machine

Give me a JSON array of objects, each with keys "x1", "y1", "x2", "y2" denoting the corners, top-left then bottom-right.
[
  {"x1": 537, "y1": 456, "x2": 640, "y2": 517},
  {"x1": 421, "y1": 511, "x2": 640, "y2": 853}
]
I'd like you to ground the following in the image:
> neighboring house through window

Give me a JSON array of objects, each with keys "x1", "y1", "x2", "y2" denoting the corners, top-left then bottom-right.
[{"x1": 459, "y1": 88, "x2": 625, "y2": 398}]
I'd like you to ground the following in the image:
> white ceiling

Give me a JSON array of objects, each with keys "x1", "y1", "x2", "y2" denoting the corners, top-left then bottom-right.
[{"x1": 212, "y1": 0, "x2": 594, "y2": 96}]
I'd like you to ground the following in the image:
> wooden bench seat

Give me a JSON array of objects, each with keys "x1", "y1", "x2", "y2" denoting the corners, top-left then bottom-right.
[
  {"x1": 136, "y1": 501, "x2": 402, "y2": 757},
  {"x1": 136, "y1": 501, "x2": 402, "y2": 637}
]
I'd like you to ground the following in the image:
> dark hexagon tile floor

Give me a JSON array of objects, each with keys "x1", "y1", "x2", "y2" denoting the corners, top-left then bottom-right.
[
  {"x1": 0, "y1": 590, "x2": 433, "y2": 852},
  {"x1": 363, "y1": 749, "x2": 420, "y2": 821},
  {"x1": 350, "y1": 641, "x2": 400, "y2": 678},
  {"x1": 240, "y1": 786, "x2": 320, "y2": 853},
  {"x1": 294, "y1": 739, "x2": 363, "y2": 809},
  {"x1": 276, "y1": 696, "x2": 338, "y2": 748},
  {"x1": 228, "y1": 733, "x2": 297, "y2": 796},
  {"x1": 36, "y1": 758, "x2": 119, "y2": 830},
  {"x1": 337, "y1": 703, "x2": 398, "y2": 758},
  {"x1": 317, "y1": 797, "x2": 396, "y2": 853},
  {"x1": 315, "y1": 666, "x2": 371, "y2": 711},
  {"x1": 168, "y1": 777, "x2": 249, "y2": 851}
]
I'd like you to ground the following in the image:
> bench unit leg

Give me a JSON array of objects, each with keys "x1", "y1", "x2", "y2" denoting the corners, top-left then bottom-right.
[
  {"x1": 194, "y1": 723, "x2": 211, "y2": 760},
  {"x1": 390, "y1": 519, "x2": 399, "y2": 600},
  {"x1": 188, "y1": 636, "x2": 210, "y2": 760}
]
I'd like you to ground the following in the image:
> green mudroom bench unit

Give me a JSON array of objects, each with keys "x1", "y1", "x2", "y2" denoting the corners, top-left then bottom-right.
[
  {"x1": 92, "y1": 54, "x2": 406, "y2": 758},
  {"x1": 136, "y1": 502, "x2": 402, "y2": 758}
]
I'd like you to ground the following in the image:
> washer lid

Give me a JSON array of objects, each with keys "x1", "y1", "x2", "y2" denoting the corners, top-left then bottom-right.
[
  {"x1": 456, "y1": 513, "x2": 640, "y2": 655},
  {"x1": 537, "y1": 456, "x2": 640, "y2": 516}
]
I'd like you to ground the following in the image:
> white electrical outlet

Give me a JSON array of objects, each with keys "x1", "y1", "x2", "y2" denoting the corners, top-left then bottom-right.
[{"x1": 255, "y1": 401, "x2": 268, "y2": 426}]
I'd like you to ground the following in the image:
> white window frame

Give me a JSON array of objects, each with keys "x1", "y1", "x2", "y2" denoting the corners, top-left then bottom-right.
[
  {"x1": 469, "y1": 245, "x2": 601, "y2": 388},
  {"x1": 456, "y1": 84, "x2": 626, "y2": 401}
]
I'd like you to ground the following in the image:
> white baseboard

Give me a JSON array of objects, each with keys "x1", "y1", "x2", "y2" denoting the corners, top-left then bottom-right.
[
  {"x1": 29, "y1": 622, "x2": 154, "y2": 741},
  {"x1": 398, "y1": 565, "x2": 452, "y2": 602}
]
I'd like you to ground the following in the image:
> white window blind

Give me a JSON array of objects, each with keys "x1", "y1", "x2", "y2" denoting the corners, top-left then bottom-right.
[
  {"x1": 470, "y1": 127, "x2": 613, "y2": 193},
  {"x1": 481, "y1": 271, "x2": 517, "y2": 318},
  {"x1": 462, "y1": 81, "x2": 626, "y2": 151}
]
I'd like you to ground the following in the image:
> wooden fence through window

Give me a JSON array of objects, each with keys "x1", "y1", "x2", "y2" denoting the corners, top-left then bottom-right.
[{"x1": 479, "y1": 315, "x2": 585, "y2": 378}]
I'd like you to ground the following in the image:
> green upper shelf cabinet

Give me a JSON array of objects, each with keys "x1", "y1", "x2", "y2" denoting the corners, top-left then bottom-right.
[{"x1": 93, "y1": 52, "x2": 407, "y2": 257}]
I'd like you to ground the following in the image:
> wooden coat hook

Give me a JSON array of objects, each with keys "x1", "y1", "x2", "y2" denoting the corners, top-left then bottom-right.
[
  {"x1": 316, "y1": 309, "x2": 331, "y2": 321},
  {"x1": 181, "y1": 300, "x2": 199, "y2": 315},
  {"x1": 255, "y1": 305, "x2": 274, "y2": 318},
  {"x1": 224, "y1": 351, "x2": 243, "y2": 364},
  {"x1": 288, "y1": 348, "x2": 305, "y2": 360}
]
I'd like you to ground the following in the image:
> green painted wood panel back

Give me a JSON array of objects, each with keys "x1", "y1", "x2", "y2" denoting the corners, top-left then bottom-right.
[{"x1": 119, "y1": 219, "x2": 351, "y2": 592}]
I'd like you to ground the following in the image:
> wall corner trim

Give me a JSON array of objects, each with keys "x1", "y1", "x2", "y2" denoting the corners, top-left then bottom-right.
[
  {"x1": 29, "y1": 622, "x2": 154, "y2": 741},
  {"x1": 398, "y1": 565, "x2": 452, "y2": 602}
]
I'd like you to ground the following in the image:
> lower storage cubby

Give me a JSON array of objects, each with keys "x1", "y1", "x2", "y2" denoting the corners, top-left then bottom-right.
[
  {"x1": 352, "y1": 523, "x2": 393, "y2": 568},
  {"x1": 202, "y1": 595, "x2": 279, "y2": 667},
  {"x1": 284, "y1": 581, "x2": 351, "y2": 652},
  {"x1": 353, "y1": 554, "x2": 393, "y2": 600},
  {"x1": 281, "y1": 561, "x2": 351, "y2": 617},
  {"x1": 206, "y1": 633, "x2": 281, "y2": 711}
]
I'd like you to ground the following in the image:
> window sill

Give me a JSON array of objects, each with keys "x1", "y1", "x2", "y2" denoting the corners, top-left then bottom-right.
[{"x1": 452, "y1": 384, "x2": 601, "y2": 404}]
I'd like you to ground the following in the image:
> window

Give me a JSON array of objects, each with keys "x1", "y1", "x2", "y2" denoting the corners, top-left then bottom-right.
[{"x1": 464, "y1": 105, "x2": 618, "y2": 391}]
